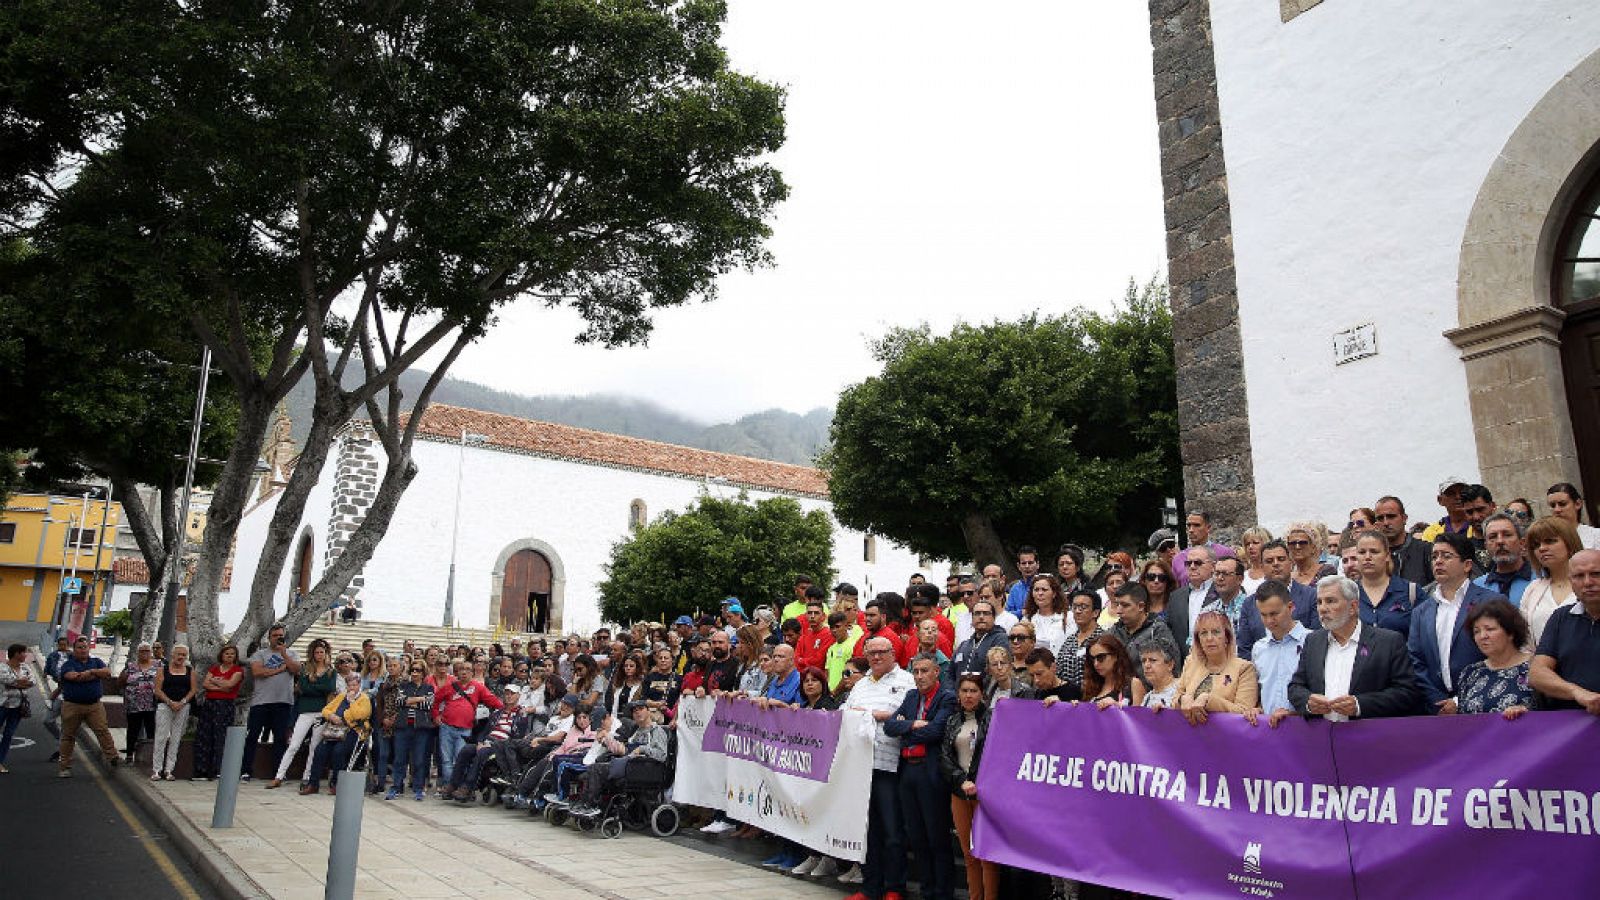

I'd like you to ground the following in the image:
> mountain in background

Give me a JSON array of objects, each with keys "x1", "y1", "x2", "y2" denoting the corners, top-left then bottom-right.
[{"x1": 282, "y1": 367, "x2": 833, "y2": 466}]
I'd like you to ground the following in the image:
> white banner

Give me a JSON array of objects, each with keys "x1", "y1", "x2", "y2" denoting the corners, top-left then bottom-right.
[{"x1": 671, "y1": 695, "x2": 875, "y2": 861}]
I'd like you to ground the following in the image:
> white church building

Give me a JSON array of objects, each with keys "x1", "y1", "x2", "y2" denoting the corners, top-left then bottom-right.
[
  {"x1": 1149, "y1": 1, "x2": 1599, "y2": 532},
  {"x1": 222, "y1": 405, "x2": 928, "y2": 635}
]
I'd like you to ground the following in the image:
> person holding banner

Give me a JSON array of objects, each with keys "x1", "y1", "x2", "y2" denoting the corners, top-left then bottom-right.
[
  {"x1": 843, "y1": 636, "x2": 915, "y2": 900},
  {"x1": 884, "y1": 654, "x2": 957, "y2": 900},
  {"x1": 1082, "y1": 634, "x2": 1144, "y2": 708},
  {"x1": 1289, "y1": 576, "x2": 1423, "y2": 720},
  {"x1": 941, "y1": 673, "x2": 997, "y2": 900},
  {"x1": 1175, "y1": 611, "x2": 1259, "y2": 725}
]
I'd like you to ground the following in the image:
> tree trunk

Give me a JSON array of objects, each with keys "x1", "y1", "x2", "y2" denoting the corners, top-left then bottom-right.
[
  {"x1": 273, "y1": 446, "x2": 419, "y2": 646},
  {"x1": 230, "y1": 388, "x2": 352, "y2": 655},
  {"x1": 960, "y1": 510, "x2": 1018, "y2": 581},
  {"x1": 180, "y1": 390, "x2": 276, "y2": 662}
]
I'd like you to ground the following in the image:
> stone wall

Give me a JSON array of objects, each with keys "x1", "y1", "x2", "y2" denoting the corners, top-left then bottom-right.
[{"x1": 1147, "y1": 0, "x2": 1256, "y2": 538}]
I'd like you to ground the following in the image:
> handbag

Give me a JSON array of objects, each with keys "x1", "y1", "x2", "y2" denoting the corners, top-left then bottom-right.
[{"x1": 18, "y1": 695, "x2": 31, "y2": 719}]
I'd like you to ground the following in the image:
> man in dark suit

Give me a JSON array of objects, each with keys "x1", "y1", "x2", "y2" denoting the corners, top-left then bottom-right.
[
  {"x1": 1408, "y1": 532, "x2": 1507, "y2": 714},
  {"x1": 1167, "y1": 545, "x2": 1216, "y2": 653},
  {"x1": 1281, "y1": 575, "x2": 1422, "y2": 723}
]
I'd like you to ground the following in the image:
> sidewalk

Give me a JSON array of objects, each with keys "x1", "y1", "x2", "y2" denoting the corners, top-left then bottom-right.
[{"x1": 141, "y1": 778, "x2": 847, "y2": 900}]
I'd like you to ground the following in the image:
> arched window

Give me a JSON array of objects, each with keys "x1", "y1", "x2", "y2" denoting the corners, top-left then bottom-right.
[
  {"x1": 1557, "y1": 176, "x2": 1600, "y2": 306},
  {"x1": 629, "y1": 498, "x2": 648, "y2": 530},
  {"x1": 863, "y1": 534, "x2": 877, "y2": 563}
]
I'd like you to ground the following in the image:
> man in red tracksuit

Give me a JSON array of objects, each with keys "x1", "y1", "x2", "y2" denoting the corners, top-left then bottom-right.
[
  {"x1": 853, "y1": 596, "x2": 914, "y2": 668},
  {"x1": 797, "y1": 597, "x2": 835, "y2": 670}
]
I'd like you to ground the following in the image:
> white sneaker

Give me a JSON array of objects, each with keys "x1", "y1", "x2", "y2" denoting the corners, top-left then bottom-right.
[
  {"x1": 837, "y1": 863, "x2": 863, "y2": 884},
  {"x1": 699, "y1": 818, "x2": 735, "y2": 835},
  {"x1": 790, "y1": 855, "x2": 820, "y2": 876},
  {"x1": 810, "y1": 857, "x2": 840, "y2": 879}
]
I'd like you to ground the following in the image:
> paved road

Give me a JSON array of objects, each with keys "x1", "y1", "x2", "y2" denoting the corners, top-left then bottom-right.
[{"x1": 0, "y1": 682, "x2": 220, "y2": 898}]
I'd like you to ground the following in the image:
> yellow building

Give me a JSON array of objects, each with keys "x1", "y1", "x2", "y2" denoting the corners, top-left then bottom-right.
[{"x1": 0, "y1": 490, "x2": 123, "y2": 631}]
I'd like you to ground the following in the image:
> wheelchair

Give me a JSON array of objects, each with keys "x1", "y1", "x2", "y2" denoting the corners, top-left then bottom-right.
[{"x1": 559, "y1": 750, "x2": 680, "y2": 840}]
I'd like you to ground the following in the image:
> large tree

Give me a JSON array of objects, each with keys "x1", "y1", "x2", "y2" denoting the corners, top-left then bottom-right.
[
  {"x1": 820, "y1": 280, "x2": 1180, "y2": 575},
  {"x1": 598, "y1": 493, "x2": 835, "y2": 626},
  {"x1": 1, "y1": 0, "x2": 786, "y2": 656}
]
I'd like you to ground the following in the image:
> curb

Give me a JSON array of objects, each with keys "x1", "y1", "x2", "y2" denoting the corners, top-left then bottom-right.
[
  {"x1": 106, "y1": 764, "x2": 273, "y2": 900},
  {"x1": 36, "y1": 657, "x2": 270, "y2": 900}
]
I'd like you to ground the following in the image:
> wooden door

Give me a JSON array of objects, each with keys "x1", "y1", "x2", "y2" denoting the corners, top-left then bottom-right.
[
  {"x1": 1561, "y1": 296, "x2": 1600, "y2": 524},
  {"x1": 500, "y1": 549, "x2": 552, "y2": 633}
]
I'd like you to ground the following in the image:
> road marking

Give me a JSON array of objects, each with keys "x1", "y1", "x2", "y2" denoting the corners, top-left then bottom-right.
[
  {"x1": 8, "y1": 736, "x2": 34, "y2": 750},
  {"x1": 91, "y1": 767, "x2": 204, "y2": 900}
]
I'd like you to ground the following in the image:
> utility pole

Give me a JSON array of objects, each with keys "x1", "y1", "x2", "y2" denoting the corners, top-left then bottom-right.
[{"x1": 444, "y1": 429, "x2": 487, "y2": 628}]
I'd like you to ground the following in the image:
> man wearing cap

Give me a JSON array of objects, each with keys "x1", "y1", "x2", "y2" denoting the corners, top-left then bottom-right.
[
  {"x1": 1422, "y1": 477, "x2": 1472, "y2": 539},
  {"x1": 672, "y1": 616, "x2": 696, "y2": 672},
  {"x1": 723, "y1": 603, "x2": 747, "y2": 639},
  {"x1": 1171, "y1": 511, "x2": 1236, "y2": 588},
  {"x1": 446, "y1": 683, "x2": 531, "y2": 802},
  {"x1": 1148, "y1": 529, "x2": 1181, "y2": 572},
  {"x1": 502, "y1": 693, "x2": 578, "y2": 808}
]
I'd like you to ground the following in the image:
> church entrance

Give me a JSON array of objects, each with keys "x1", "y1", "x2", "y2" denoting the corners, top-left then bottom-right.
[
  {"x1": 1557, "y1": 185, "x2": 1600, "y2": 521},
  {"x1": 499, "y1": 548, "x2": 552, "y2": 633}
]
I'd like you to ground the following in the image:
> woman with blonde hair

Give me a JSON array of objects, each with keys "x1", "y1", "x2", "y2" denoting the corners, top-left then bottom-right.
[
  {"x1": 1174, "y1": 611, "x2": 1259, "y2": 725},
  {"x1": 1285, "y1": 521, "x2": 1336, "y2": 587},
  {"x1": 1238, "y1": 527, "x2": 1272, "y2": 593},
  {"x1": 1521, "y1": 516, "x2": 1583, "y2": 645},
  {"x1": 151, "y1": 644, "x2": 196, "y2": 780}
]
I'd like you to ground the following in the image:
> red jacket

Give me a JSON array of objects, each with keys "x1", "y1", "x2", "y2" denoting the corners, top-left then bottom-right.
[
  {"x1": 430, "y1": 676, "x2": 502, "y2": 729},
  {"x1": 797, "y1": 628, "x2": 834, "y2": 670},
  {"x1": 854, "y1": 627, "x2": 914, "y2": 668}
]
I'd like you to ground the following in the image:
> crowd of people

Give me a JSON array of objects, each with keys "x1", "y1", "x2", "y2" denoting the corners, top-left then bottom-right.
[{"x1": 4, "y1": 478, "x2": 1599, "y2": 900}]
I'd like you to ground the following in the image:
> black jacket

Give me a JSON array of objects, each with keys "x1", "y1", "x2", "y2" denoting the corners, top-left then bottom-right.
[
  {"x1": 939, "y1": 705, "x2": 990, "y2": 797},
  {"x1": 1289, "y1": 623, "x2": 1422, "y2": 719}
]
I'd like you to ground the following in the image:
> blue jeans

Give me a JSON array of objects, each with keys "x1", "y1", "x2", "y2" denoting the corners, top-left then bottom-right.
[
  {"x1": 437, "y1": 724, "x2": 468, "y2": 782},
  {"x1": 0, "y1": 706, "x2": 21, "y2": 765},
  {"x1": 307, "y1": 732, "x2": 359, "y2": 789},
  {"x1": 864, "y1": 769, "x2": 907, "y2": 897},
  {"x1": 369, "y1": 732, "x2": 391, "y2": 791},
  {"x1": 242, "y1": 702, "x2": 294, "y2": 777},
  {"x1": 392, "y1": 728, "x2": 432, "y2": 793}
]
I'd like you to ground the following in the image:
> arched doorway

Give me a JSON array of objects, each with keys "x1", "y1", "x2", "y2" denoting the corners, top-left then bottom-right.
[
  {"x1": 1554, "y1": 174, "x2": 1600, "y2": 524},
  {"x1": 489, "y1": 538, "x2": 566, "y2": 635},
  {"x1": 290, "y1": 527, "x2": 315, "y2": 607},
  {"x1": 500, "y1": 548, "x2": 552, "y2": 633},
  {"x1": 1449, "y1": 48, "x2": 1600, "y2": 512}
]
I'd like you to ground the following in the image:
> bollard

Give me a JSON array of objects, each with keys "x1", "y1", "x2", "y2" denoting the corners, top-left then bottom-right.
[
  {"x1": 324, "y1": 756, "x2": 365, "y2": 900},
  {"x1": 211, "y1": 725, "x2": 248, "y2": 828}
]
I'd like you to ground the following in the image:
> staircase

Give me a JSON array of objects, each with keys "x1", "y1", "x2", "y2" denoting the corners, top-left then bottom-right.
[{"x1": 288, "y1": 618, "x2": 550, "y2": 657}]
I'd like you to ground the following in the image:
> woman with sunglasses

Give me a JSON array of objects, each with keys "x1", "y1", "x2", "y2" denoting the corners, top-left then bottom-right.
[
  {"x1": 387, "y1": 662, "x2": 436, "y2": 801},
  {"x1": 1083, "y1": 634, "x2": 1145, "y2": 708},
  {"x1": 1238, "y1": 527, "x2": 1272, "y2": 594},
  {"x1": 1137, "y1": 560, "x2": 1176, "y2": 621},
  {"x1": 1285, "y1": 522, "x2": 1337, "y2": 587},
  {"x1": 1054, "y1": 589, "x2": 1106, "y2": 690},
  {"x1": 1505, "y1": 498, "x2": 1536, "y2": 524}
]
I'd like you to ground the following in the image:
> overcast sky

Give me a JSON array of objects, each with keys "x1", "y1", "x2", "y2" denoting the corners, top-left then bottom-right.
[{"x1": 443, "y1": 1, "x2": 1166, "y2": 423}]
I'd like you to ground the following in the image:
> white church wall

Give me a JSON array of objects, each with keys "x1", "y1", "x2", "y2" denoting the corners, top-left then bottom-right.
[
  {"x1": 245, "y1": 433, "x2": 930, "y2": 635},
  {"x1": 1205, "y1": 0, "x2": 1600, "y2": 529}
]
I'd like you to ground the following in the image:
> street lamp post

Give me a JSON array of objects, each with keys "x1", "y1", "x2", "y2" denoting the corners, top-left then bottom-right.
[
  {"x1": 159, "y1": 345, "x2": 212, "y2": 648},
  {"x1": 444, "y1": 429, "x2": 488, "y2": 628}
]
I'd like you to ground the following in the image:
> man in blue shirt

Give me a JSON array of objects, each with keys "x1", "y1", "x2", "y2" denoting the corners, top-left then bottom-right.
[
  {"x1": 56, "y1": 637, "x2": 121, "y2": 777},
  {"x1": 1004, "y1": 546, "x2": 1041, "y2": 616},
  {"x1": 1474, "y1": 513, "x2": 1533, "y2": 606},
  {"x1": 756, "y1": 644, "x2": 802, "y2": 706},
  {"x1": 1252, "y1": 582, "x2": 1311, "y2": 723}
]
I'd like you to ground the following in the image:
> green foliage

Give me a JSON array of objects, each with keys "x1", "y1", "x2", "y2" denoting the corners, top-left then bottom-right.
[
  {"x1": 98, "y1": 609, "x2": 134, "y2": 641},
  {"x1": 820, "y1": 279, "x2": 1181, "y2": 560},
  {"x1": 598, "y1": 492, "x2": 835, "y2": 625}
]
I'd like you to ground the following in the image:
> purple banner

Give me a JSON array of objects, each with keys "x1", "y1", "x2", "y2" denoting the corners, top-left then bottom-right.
[
  {"x1": 701, "y1": 698, "x2": 840, "y2": 783},
  {"x1": 973, "y1": 701, "x2": 1600, "y2": 899}
]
